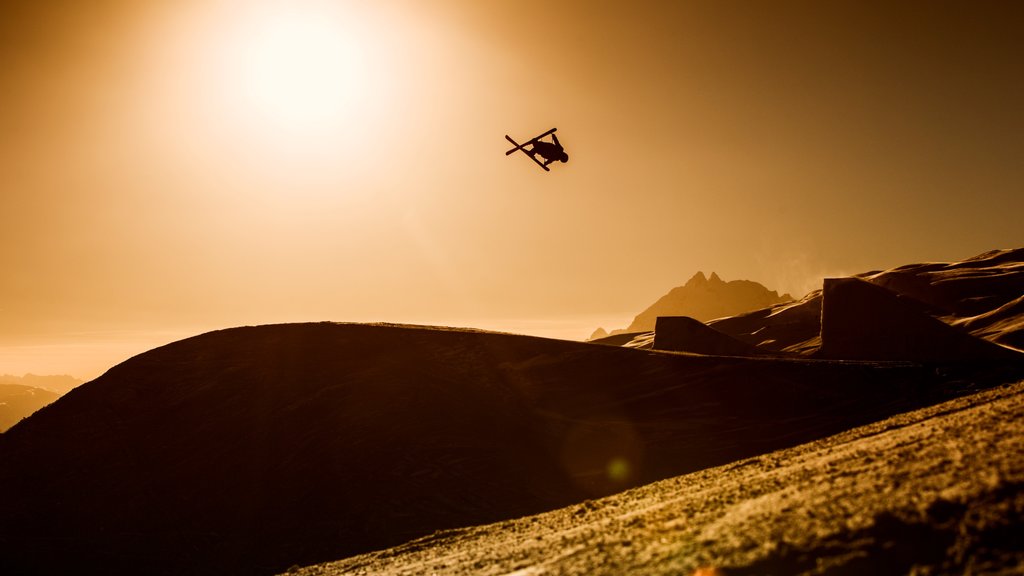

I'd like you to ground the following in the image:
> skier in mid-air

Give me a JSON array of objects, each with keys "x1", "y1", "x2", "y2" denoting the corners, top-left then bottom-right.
[{"x1": 505, "y1": 128, "x2": 569, "y2": 171}]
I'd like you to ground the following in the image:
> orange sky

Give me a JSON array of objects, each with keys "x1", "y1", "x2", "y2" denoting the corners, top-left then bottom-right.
[{"x1": 3, "y1": 0, "x2": 1023, "y2": 379}]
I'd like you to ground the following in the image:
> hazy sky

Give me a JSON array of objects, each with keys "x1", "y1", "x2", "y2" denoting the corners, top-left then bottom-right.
[{"x1": 3, "y1": 0, "x2": 1022, "y2": 379}]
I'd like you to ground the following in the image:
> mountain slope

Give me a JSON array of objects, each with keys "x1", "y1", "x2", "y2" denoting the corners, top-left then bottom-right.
[
  {"x1": 705, "y1": 247, "x2": 1024, "y2": 356},
  {"x1": 3, "y1": 322, "x2": 1019, "y2": 575},
  {"x1": 292, "y1": 379, "x2": 1024, "y2": 576}
]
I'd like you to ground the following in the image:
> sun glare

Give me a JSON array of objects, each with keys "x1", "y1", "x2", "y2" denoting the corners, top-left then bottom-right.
[{"x1": 222, "y1": 3, "x2": 370, "y2": 135}]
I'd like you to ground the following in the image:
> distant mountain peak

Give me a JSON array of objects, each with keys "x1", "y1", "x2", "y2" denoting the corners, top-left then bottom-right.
[
  {"x1": 686, "y1": 271, "x2": 708, "y2": 287},
  {"x1": 607, "y1": 273, "x2": 793, "y2": 335},
  {"x1": 684, "y1": 271, "x2": 727, "y2": 288}
]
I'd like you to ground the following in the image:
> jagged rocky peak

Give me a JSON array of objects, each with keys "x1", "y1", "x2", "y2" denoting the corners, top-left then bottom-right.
[
  {"x1": 613, "y1": 272, "x2": 794, "y2": 333},
  {"x1": 683, "y1": 271, "x2": 727, "y2": 290},
  {"x1": 589, "y1": 327, "x2": 609, "y2": 341},
  {"x1": 685, "y1": 271, "x2": 709, "y2": 287}
]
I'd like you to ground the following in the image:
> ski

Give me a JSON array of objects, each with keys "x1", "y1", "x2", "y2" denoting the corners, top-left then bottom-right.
[{"x1": 504, "y1": 128, "x2": 557, "y2": 155}]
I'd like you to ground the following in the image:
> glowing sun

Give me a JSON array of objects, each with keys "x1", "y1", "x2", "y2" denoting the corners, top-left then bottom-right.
[{"x1": 222, "y1": 3, "x2": 370, "y2": 134}]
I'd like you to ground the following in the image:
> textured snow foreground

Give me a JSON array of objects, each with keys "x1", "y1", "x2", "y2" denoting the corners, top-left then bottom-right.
[{"x1": 288, "y1": 380, "x2": 1024, "y2": 576}]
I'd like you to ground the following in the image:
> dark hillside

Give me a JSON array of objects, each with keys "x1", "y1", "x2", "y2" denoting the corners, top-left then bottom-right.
[{"x1": 1, "y1": 323, "x2": 1021, "y2": 575}]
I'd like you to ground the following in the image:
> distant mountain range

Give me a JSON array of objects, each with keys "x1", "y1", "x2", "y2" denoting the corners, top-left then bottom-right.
[
  {"x1": 0, "y1": 385, "x2": 60, "y2": 433},
  {"x1": 0, "y1": 375, "x2": 81, "y2": 433},
  {"x1": 0, "y1": 374, "x2": 82, "y2": 395},
  {"x1": 591, "y1": 271, "x2": 792, "y2": 339}
]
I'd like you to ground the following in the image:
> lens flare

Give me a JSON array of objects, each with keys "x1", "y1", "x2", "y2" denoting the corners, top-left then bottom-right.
[{"x1": 607, "y1": 457, "x2": 632, "y2": 482}]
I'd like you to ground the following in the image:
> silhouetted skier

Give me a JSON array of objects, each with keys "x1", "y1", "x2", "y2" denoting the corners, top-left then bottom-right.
[
  {"x1": 504, "y1": 128, "x2": 569, "y2": 171},
  {"x1": 529, "y1": 133, "x2": 569, "y2": 165}
]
